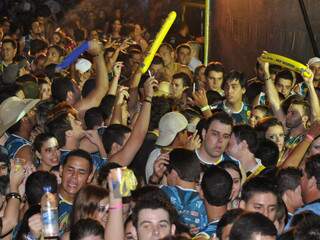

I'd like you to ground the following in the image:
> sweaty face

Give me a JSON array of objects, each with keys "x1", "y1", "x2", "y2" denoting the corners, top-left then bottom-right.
[
  {"x1": 158, "y1": 46, "x2": 173, "y2": 66},
  {"x1": 241, "y1": 192, "x2": 278, "y2": 222},
  {"x1": 136, "y1": 208, "x2": 175, "y2": 240},
  {"x1": 249, "y1": 109, "x2": 266, "y2": 127},
  {"x1": 265, "y1": 125, "x2": 285, "y2": 152},
  {"x1": 224, "y1": 79, "x2": 245, "y2": 104},
  {"x1": 207, "y1": 71, "x2": 223, "y2": 91},
  {"x1": 275, "y1": 78, "x2": 293, "y2": 98},
  {"x1": 244, "y1": 192, "x2": 277, "y2": 222},
  {"x1": 202, "y1": 120, "x2": 232, "y2": 159},
  {"x1": 285, "y1": 104, "x2": 305, "y2": 129},
  {"x1": 171, "y1": 78, "x2": 187, "y2": 99},
  {"x1": 177, "y1": 47, "x2": 191, "y2": 65},
  {"x1": 310, "y1": 62, "x2": 320, "y2": 81},
  {"x1": 40, "y1": 137, "x2": 60, "y2": 168},
  {"x1": 61, "y1": 156, "x2": 91, "y2": 196}
]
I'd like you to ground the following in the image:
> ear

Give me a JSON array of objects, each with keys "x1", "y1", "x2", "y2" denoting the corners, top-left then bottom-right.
[
  {"x1": 239, "y1": 200, "x2": 246, "y2": 210},
  {"x1": 201, "y1": 128, "x2": 206, "y2": 140},
  {"x1": 87, "y1": 165, "x2": 96, "y2": 183},
  {"x1": 198, "y1": 188, "x2": 204, "y2": 200},
  {"x1": 59, "y1": 165, "x2": 63, "y2": 177},
  {"x1": 171, "y1": 169, "x2": 179, "y2": 179},
  {"x1": 242, "y1": 87, "x2": 246, "y2": 95},
  {"x1": 171, "y1": 224, "x2": 176, "y2": 235},
  {"x1": 66, "y1": 90, "x2": 73, "y2": 102},
  {"x1": 302, "y1": 115, "x2": 309, "y2": 125},
  {"x1": 240, "y1": 140, "x2": 249, "y2": 151},
  {"x1": 309, "y1": 176, "x2": 317, "y2": 189},
  {"x1": 65, "y1": 129, "x2": 73, "y2": 138}
]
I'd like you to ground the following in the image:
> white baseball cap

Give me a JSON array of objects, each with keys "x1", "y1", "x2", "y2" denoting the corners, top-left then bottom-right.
[{"x1": 307, "y1": 57, "x2": 320, "y2": 66}]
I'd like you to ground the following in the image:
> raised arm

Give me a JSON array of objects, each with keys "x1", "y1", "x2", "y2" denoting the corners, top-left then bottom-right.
[
  {"x1": 304, "y1": 68, "x2": 320, "y2": 121},
  {"x1": 262, "y1": 60, "x2": 286, "y2": 125},
  {"x1": 75, "y1": 40, "x2": 108, "y2": 113},
  {"x1": 110, "y1": 77, "x2": 157, "y2": 166}
]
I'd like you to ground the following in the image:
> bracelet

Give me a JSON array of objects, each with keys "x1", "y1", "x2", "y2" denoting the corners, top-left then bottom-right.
[
  {"x1": 109, "y1": 203, "x2": 123, "y2": 210},
  {"x1": 305, "y1": 134, "x2": 315, "y2": 142},
  {"x1": 6, "y1": 192, "x2": 21, "y2": 202},
  {"x1": 201, "y1": 105, "x2": 210, "y2": 112}
]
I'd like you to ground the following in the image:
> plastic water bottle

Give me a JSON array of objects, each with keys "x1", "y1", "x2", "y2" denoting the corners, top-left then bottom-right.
[{"x1": 41, "y1": 186, "x2": 59, "y2": 238}]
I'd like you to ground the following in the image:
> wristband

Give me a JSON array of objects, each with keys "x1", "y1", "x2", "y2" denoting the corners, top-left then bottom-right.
[
  {"x1": 6, "y1": 192, "x2": 21, "y2": 202},
  {"x1": 109, "y1": 203, "x2": 123, "y2": 210},
  {"x1": 200, "y1": 105, "x2": 210, "y2": 112},
  {"x1": 305, "y1": 134, "x2": 315, "y2": 142}
]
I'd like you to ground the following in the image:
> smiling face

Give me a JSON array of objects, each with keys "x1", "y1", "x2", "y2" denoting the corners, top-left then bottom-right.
[
  {"x1": 275, "y1": 78, "x2": 293, "y2": 98},
  {"x1": 39, "y1": 137, "x2": 60, "y2": 170}
]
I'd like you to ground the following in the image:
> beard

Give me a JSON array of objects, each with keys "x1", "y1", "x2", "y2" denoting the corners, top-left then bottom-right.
[{"x1": 286, "y1": 115, "x2": 303, "y2": 129}]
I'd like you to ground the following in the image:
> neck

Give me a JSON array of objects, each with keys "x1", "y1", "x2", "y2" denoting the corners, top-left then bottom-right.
[
  {"x1": 15, "y1": 130, "x2": 30, "y2": 140},
  {"x1": 205, "y1": 201, "x2": 227, "y2": 222},
  {"x1": 304, "y1": 190, "x2": 320, "y2": 204},
  {"x1": 38, "y1": 163, "x2": 52, "y2": 172},
  {"x1": 59, "y1": 186, "x2": 74, "y2": 203},
  {"x1": 175, "y1": 179, "x2": 197, "y2": 190},
  {"x1": 3, "y1": 59, "x2": 13, "y2": 65},
  {"x1": 289, "y1": 124, "x2": 306, "y2": 137},
  {"x1": 226, "y1": 100, "x2": 243, "y2": 112},
  {"x1": 237, "y1": 151, "x2": 256, "y2": 172},
  {"x1": 198, "y1": 147, "x2": 222, "y2": 164}
]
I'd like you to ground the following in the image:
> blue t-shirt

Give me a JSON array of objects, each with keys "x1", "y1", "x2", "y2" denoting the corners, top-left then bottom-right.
[
  {"x1": 212, "y1": 101, "x2": 250, "y2": 125},
  {"x1": 285, "y1": 199, "x2": 320, "y2": 231},
  {"x1": 195, "y1": 220, "x2": 219, "y2": 239},
  {"x1": 160, "y1": 185, "x2": 208, "y2": 233},
  {"x1": 58, "y1": 194, "x2": 73, "y2": 236}
]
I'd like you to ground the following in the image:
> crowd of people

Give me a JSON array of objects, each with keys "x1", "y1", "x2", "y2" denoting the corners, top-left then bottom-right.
[{"x1": 0, "y1": 0, "x2": 319, "y2": 240}]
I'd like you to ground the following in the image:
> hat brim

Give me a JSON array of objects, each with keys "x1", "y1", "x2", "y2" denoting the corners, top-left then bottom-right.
[
  {"x1": 0, "y1": 98, "x2": 40, "y2": 136},
  {"x1": 155, "y1": 131, "x2": 176, "y2": 147}
]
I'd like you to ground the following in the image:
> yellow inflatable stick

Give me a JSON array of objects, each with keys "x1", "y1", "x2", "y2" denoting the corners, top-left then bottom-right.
[
  {"x1": 260, "y1": 52, "x2": 312, "y2": 78},
  {"x1": 140, "y1": 11, "x2": 177, "y2": 73}
]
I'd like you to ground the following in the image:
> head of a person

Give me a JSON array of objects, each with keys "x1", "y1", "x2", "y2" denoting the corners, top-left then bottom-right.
[
  {"x1": 255, "y1": 139, "x2": 279, "y2": 168},
  {"x1": 219, "y1": 161, "x2": 242, "y2": 201},
  {"x1": 132, "y1": 199, "x2": 176, "y2": 240},
  {"x1": 274, "y1": 199, "x2": 288, "y2": 234},
  {"x1": 30, "y1": 39, "x2": 48, "y2": 56},
  {"x1": 201, "y1": 166, "x2": 233, "y2": 207},
  {"x1": 70, "y1": 184, "x2": 109, "y2": 227},
  {"x1": 205, "y1": 61, "x2": 224, "y2": 91},
  {"x1": 249, "y1": 105, "x2": 271, "y2": 128},
  {"x1": 51, "y1": 76, "x2": 81, "y2": 105},
  {"x1": 111, "y1": 18, "x2": 122, "y2": 33},
  {"x1": 194, "y1": 64, "x2": 206, "y2": 87},
  {"x1": 148, "y1": 97, "x2": 171, "y2": 131},
  {"x1": 25, "y1": 171, "x2": 58, "y2": 206},
  {"x1": 254, "y1": 61, "x2": 265, "y2": 81},
  {"x1": 308, "y1": 57, "x2": 320, "y2": 81},
  {"x1": 158, "y1": 43, "x2": 175, "y2": 67},
  {"x1": 285, "y1": 99, "x2": 310, "y2": 129},
  {"x1": 277, "y1": 167, "x2": 303, "y2": 210},
  {"x1": 1, "y1": 38, "x2": 17, "y2": 63},
  {"x1": 307, "y1": 135, "x2": 320, "y2": 158},
  {"x1": 149, "y1": 55, "x2": 164, "y2": 76},
  {"x1": 30, "y1": 20, "x2": 42, "y2": 35},
  {"x1": 294, "y1": 213, "x2": 320, "y2": 240},
  {"x1": 102, "y1": 124, "x2": 131, "y2": 155},
  {"x1": 46, "y1": 110, "x2": 84, "y2": 147},
  {"x1": 155, "y1": 112, "x2": 188, "y2": 148},
  {"x1": 60, "y1": 149, "x2": 93, "y2": 200},
  {"x1": 255, "y1": 117, "x2": 285, "y2": 153},
  {"x1": 125, "y1": 214, "x2": 138, "y2": 240},
  {"x1": 51, "y1": 31, "x2": 62, "y2": 45},
  {"x1": 300, "y1": 154, "x2": 320, "y2": 203},
  {"x1": 216, "y1": 209, "x2": 245, "y2": 240},
  {"x1": 46, "y1": 45, "x2": 65, "y2": 65},
  {"x1": 171, "y1": 72, "x2": 191, "y2": 100},
  {"x1": 84, "y1": 107, "x2": 104, "y2": 130},
  {"x1": 70, "y1": 218, "x2": 104, "y2": 240},
  {"x1": 0, "y1": 175, "x2": 9, "y2": 210},
  {"x1": 3, "y1": 96, "x2": 39, "y2": 136},
  {"x1": 166, "y1": 149, "x2": 200, "y2": 185},
  {"x1": 176, "y1": 44, "x2": 191, "y2": 65},
  {"x1": 240, "y1": 177, "x2": 279, "y2": 221},
  {"x1": 274, "y1": 70, "x2": 294, "y2": 98},
  {"x1": 128, "y1": 49, "x2": 143, "y2": 73},
  {"x1": 229, "y1": 212, "x2": 277, "y2": 240},
  {"x1": 223, "y1": 70, "x2": 246, "y2": 105},
  {"x1": 201, "y1": 111, "x2": 233, "y2": 159},
  {"x1": 226, "y1": 125, "x2": 258, "y2": 159},
  {"x1": 33, "y1": 132, "x2": 60, "y2": 169},
  {"x1": 0, "y1": 148, "x2": 9, "y2": 177},
  {"x1": 38, "y1": 77, "x2": 51, "y2": 100}
]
